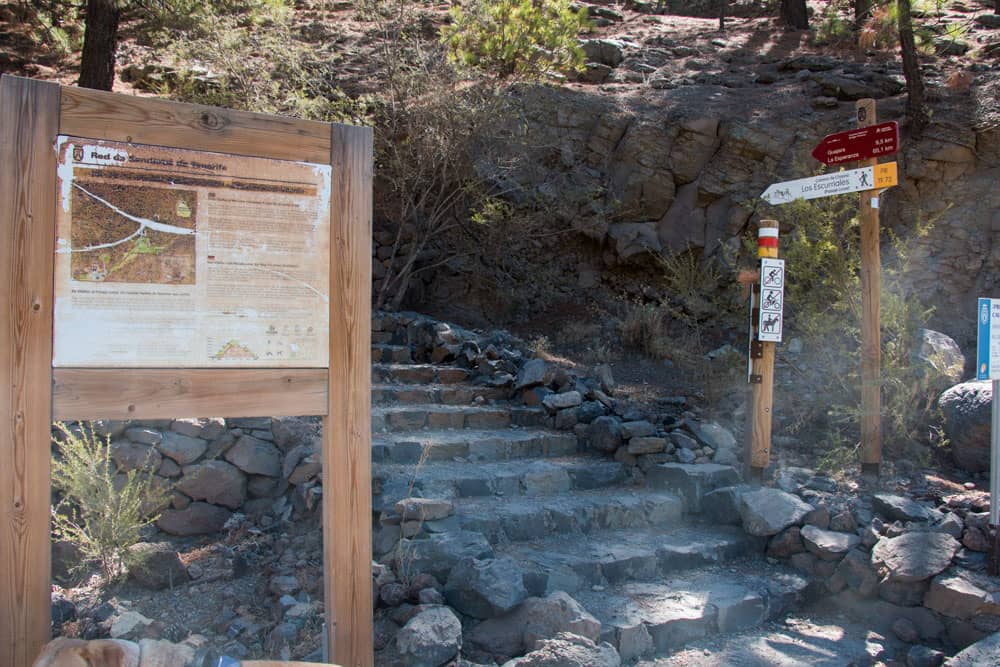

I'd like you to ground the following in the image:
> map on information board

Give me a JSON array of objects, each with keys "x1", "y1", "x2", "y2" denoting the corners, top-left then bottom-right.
[{"x1": 53, "y1": 136, "x2": 332, "y2": 367}]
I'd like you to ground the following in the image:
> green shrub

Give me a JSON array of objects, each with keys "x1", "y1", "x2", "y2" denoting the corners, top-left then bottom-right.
[
  {"x1": 441, "y1": 0, "x2": 591, "y2": 80},
  {"x1": 50, "y1": 422, "x2": 168, "y2": 582}
]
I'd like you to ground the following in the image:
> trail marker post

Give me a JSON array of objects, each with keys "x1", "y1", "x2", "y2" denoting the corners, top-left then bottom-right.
[
  {"x1": 976, "y1": 298, "x2": 1000, "y2": 575},
  {"x1": 0, "y1": 75, "x2": 374, "y2": 667},
  {"x1": 857, "y1": 98, "x2": 882, "y2": 478},
  {"x1": 740, "y1": 220, "x2": 784, "y2": 481},
  {"x1": 761, "y1": 97, "x2": 897, "y2": 478}
]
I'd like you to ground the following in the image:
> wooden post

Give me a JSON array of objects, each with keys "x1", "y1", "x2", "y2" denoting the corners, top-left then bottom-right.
[
  {"x1": 324, "y1": 123, "x2": 374, "y2": 667},
  {"x1": 0, "y1": 75, "x2": 60, "y2": 667},
  {"x1": 749, "y1": 220, "x2": 780, "y2": 481},
  {"x1": 857, "y1": 98, "x2": 882, "y2": 478}
]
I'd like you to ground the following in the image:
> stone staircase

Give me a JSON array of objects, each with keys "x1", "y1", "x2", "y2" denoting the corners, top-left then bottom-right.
[{"x1": 369, "y1": 331, "x2": 810, "y2": 662}]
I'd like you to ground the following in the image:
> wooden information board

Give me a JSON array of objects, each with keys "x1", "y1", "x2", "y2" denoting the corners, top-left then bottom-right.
[{"x1": 0, "y1": 75, "x2": 373, "y2": 666}]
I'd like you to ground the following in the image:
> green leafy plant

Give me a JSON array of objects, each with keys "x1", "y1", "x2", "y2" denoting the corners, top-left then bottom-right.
[
  {"x1": 441, "y1": 0, "x2": 592, "y2": 80},
  {"x1": 50, "y1": 422, "x2": 168, "y2": 582}
]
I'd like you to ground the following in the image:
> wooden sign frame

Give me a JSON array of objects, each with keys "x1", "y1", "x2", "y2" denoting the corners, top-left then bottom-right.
[{"x1": 0, "y1": 75, "x2": 373, "y2": 666}]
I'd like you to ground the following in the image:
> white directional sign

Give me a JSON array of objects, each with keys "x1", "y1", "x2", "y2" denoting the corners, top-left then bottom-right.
[
  {"x1": 977, "y1": 298, "x2": 1000, "y2": 380},
  {"x1": 758, "y1": 258, "x2": 785, "y2": 343},
  {"x1": 761, "y1": 162, "x2": 897, "y2": 205}
]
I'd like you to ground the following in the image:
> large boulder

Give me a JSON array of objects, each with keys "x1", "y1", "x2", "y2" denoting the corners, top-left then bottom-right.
[
  {"x1": 588, "y1": 417, "x2": 624, "y2": 453},
  {"x1": 174, "y1": 461, "x2": 247, "y2": 509},
  {"x1": 156, "y1": 502, "x2": 231, "y2": 536},
  {"x1": 469, "y1": 591, "x2": 602, "y2": 658},
  {"x1": 914, "y1": 329, "x2": 965, "y2": 394},
  {"x1": 395, "y1": 531, "x2": 494, "y2": 583},
  {"x1": 396, "y1": 606, "x2": 462, "y2": 667},
  {"x1": 939, "y1": 381, "x2": 992, "y2": 472},
  {"x1": 870, "y1": 532, "x2": 960, "y2": 583},
  {"x1": 739, "y1": 488, "x2": 813, "y2": 537},
  {"x1": 502, "y1": 632, "x2": 621, "y2": 667},
  {"x1": 445, "y1": 557, "x2": 528, "y2": 619},
  {"x1": 872, "y1": 494, "x2": 939, "y2": 523},
  {"x1": 581, "y1": 39, "x2": 626, "y2": 67},
  {"x1": 224, "y1": 435, "x2": 282, "y2": 477}
]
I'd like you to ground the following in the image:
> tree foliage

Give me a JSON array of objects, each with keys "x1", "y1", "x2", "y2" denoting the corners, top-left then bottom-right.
[{"x1": 441, "y1": 0, "x2": 591, "y2": 80}]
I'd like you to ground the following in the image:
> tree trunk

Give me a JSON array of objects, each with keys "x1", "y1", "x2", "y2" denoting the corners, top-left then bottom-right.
[
  {"x1": 78, "y1": 0, "x2": 121, "y2": 90},
  {"x1": 898, "y1": 0, "x2": 929, "y2": 137},
  {"x1": 780, "y1": 0, "x2": 809, "y2": 30},
  {"x1": 854, "y1": 0, "x2": 872, "y2": 28}
]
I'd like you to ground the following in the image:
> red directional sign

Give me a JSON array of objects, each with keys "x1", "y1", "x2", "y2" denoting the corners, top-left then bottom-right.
[{"x1": 811, "y1": 121, "x2": 899, "y2": 166}]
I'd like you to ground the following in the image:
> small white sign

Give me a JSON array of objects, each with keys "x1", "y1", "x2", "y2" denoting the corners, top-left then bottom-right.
[
  {"x1": 977, "y1": 298, "x2": 1000, "y2": 380},
  {"x1": 758, "y1": 258, "x2": 785, "y2": 343}
]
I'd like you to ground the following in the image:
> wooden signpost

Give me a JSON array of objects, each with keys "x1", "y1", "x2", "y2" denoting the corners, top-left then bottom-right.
[
  {"x1": 0, "y1": 75, "x2": 374, "y2": 666},
  {"x1": 757, "y1": 97, "x2": 896, "y2": 478}
]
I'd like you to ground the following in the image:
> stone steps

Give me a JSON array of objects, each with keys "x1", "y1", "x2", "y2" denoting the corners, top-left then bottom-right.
[
  {"x1": 498, "y1": 525, "x2": 765, "y2": 597},
  {"x1": 371, "y1": 343, "x2": 412, "y2": 364},
  {"x1": 450, "y1": 489, "x2": 685, "y2": 543},
  {"x1": 372, "y1": 363, "x2": 472, "y2": 385},
  {"x1": 371, "y1": 404, "x2": 547, "y2": 433},
  {"x1": 371, "y1": 383, "x2": 510, "y2": 406},
  {"x1": 371, "y1": 428, "x2": 578, "y2": 464},
  {"x1": 574, "y1": 564, "x2": 810, "y2": 661},
  {"x1": 373, "y1": 457, "x2": 628, "y2": 508}
]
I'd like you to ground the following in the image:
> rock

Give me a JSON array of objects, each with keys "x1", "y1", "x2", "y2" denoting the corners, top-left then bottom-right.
[
  {"x1": 111, "y1": 440, "x2": 162, "y2": 473},
  {"x1": 934, "y1": 513, "x2": 964, "y2": 538},
  {"x1": 156, "y1": 502, "x2": 231, "y2": 536},
  {"x1": 767, "y1": 526, "x2": 806, "y2": 558},
  {"x1": 503, "y1": 632, "x2": 621, "y2": 667},
  {"x1": 686, "y1": 421, "x2": 736, "y2": 451},
  {"x1": 110, "y1": 610, "x2": 153, "y2": 639},
  {"x1": 620, "y1": 420, "x2": 656, "y2": 439},
  {"x1": 157, "y1": 431, "x2": 207, "y2": 466},
  {"x1": 270, "y1": 575, "x2": 300, "y2": 596},
  {"x1": 676, "y1": 448, "x2": 696, "y2": 464},
  {"x1": 880, "y1": 578, "x2": 930, "y2": 606},
  {"x1": 444, "y1": 557, "x2": 528, "y2": 619},
  {"x1": 804, "y1": 506, "x2": 831, "y2": 530},
  {"x1": 871, "y1": 533, "x2": 960, "y2": 583},
  {"x1": 976, "y1": 14, "x2": 1000, "y2": 29},
  {"x1": 907, "y1": 645, "x2": 945, "y2": 667},
  {"x1": 395, "y1": 531, "x2": 494, "y2": 582},
  {"x1": 288, "y1": 455, "x2": 321, "y2": 485},
  {"x1": 830, "y1": 511, "x2": 858, "y2": 533},
  {"x1": 892, "y1": 616, "x2": 920, "y2": 643},
  {"x1": 872, "y1": 494, "x2": 938, "y2": 523},
  {"x1": 588, "y1": 417, "x2": 623, "y2": 453},
  {"x1": 381, "y1": 582, "x2": 408, "y2": 607},
  {"x1": 127, "y1": 542, "x2": 188, "y2": 590},
  {"x1": 396, "y1": 606, "x2": 462, "y2": 667},
  {"x1": 962, "y1": 527, "x2": 990, "y2": 552},
  {"x1": 174, "y1": 461, "x2": 247, "y2": 509},
  {"x1": 170, "y1": 418, "x2": 226, "y2": 441},
  {"x1": 701, "y1": 486, "x2": 744, "y2": 525},
  {"x1": 271, "y1": 416, "x2": 318, "y2": 451},
  {"x1": 125, "y1": 427, "x2": 162, "y2": 445},
  {"x1": 137, "y1": 639, "x2": 195, "y2": 666},
  {"x1": 224, "y1": 435, "x2": 281, "y2": 477},
  {"x1": 924, "y1": 571, "x2": 1000, "y2": 619},
  {"x1": 947, "y1": 628, "x2": 1000, "y2": 665},
  {"x1": 835, "y1": 549, "x2": 879, "y2": 597},
  {"x1": 51, "y1": 592, "x2": 77, "y2": 630},
  {"x1": 396, "y1": 498, "x2": 455, "y2": 522},
  {"x1": 468, "y1": 591, "x2": 602, "y2": 657},
  {"x1": 593, "y1": 364, "x2": 615, "y2": 393},
  {"x1": 516, "y1": 359, "x2": 549, "y2": 390},
  {"x1": 627, "y1": 437, "x2": 667, "y2": 455},
  {"x1": 669, "y1": 431, "x2": 698, "y2": 450},
  {"x1": 543, "y1": 391, "x2": 583, "y2": 411},
  {"x1": 939, "y1": 381, "x2": 992, "y2": 472},
  {"x1": 578, "y1": 401, "x2": 607, "y2": 424},
  {"x1": 581, "y1": 39, "x2": 626, "y2": 67},
  {"x1": 739, "y1": 487, "x2": 814, "y2": 537},
  {"x1": 608, "y1": 223, "x2": 662, "y2": 262},
  {"x1": 801, "y1": 525, "x2": 861, "y2": 561},
  {"x1": 914, "y1": 329, "x2": 965, "y2": 396}
]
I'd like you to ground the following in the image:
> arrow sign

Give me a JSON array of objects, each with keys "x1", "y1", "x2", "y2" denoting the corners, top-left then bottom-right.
[
  {"x1": 812, "y1": 121, "x2": 899, "y2": 165},
  {"x1": 761, "y1": 162, "x2": 897, "y2": 205}
]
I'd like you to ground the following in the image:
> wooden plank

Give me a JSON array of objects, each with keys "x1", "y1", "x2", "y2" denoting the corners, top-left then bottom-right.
[
  {"x1": 324, "y1": 123, "x2": 374, "y2": 667},
  {"x1": 60, "y1": 83, "x2": 332, "y2": 164},
  {"x1": 0, "y1": 75, "x2": 60, "y2": 667},
  {"x1": 857, "y1": 98, "x2": 882, "y2": 476},
  {"x1": 53, "y1": 369, "x2": 329, "y2": 420}
]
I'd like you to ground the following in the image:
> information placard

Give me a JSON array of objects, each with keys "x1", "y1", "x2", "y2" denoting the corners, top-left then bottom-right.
[
  {"x1": 53, "y1": 136, "x2": 331, "y2": 367},
  {"x1": 977, "y1": 298, "x2": 1000, "y2": 380}
]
